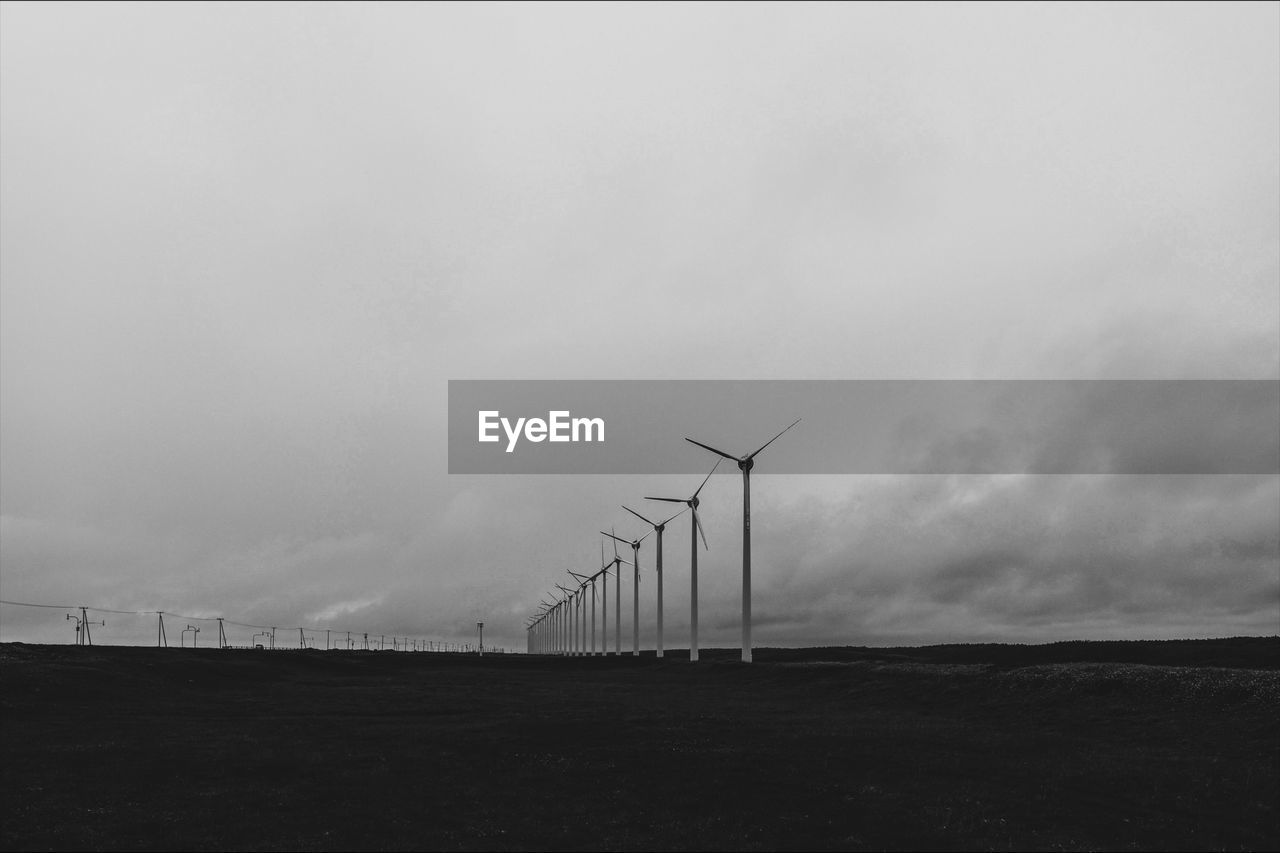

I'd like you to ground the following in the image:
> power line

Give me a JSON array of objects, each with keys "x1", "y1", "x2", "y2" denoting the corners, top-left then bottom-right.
[
  {"x1": 0, "y1": 598, "x2": 459, "y2": 650},
  {"x1": 0, "y1": 599, "x2": 78, "y2": 610}
]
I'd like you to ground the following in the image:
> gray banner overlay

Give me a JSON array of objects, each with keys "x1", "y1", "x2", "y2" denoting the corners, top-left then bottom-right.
[{"x1": 448, "y1": 380, "x2": 1279, "y2": 475}]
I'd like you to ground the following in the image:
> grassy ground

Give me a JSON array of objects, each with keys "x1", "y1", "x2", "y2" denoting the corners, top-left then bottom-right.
[{"x1": 2, "y1": 639, "x2": 1276, "y2": 851}]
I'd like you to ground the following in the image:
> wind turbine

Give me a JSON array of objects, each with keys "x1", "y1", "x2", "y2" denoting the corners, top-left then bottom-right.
[
  {"x1": 568, "y1": 571, "x2": 590, "y2": 655},
  {"x1": 645, "y1": 460, "x2": 720, "y2": 662},
  {"x1": 531, "y1": 609, "x2": 549, "y2": 655},
  {"x1": 537, "y1": 607, "x2": 549, "y2": 656},
  {"x1": 622, "y1": 505, "x2": 687, "y2": 658},
  {"x1": 556, "y1": 583, "x2": 576, "y2": 656},
  {"x1": 685, "y1": 419, "x2": 800, "y2": 663},
  {"x1": 601, "y1": 530, "x2": 631, "y2": 655},
  {"x1": 597, "y1": 540, "x2": 611, "y2": 654},
  {"x1": 543, "y1": 590, "x2": 564, "y2": 656},
  {"x1": 587, "y1": 565, "x2": 612, "y2": 657},
  {"x1": 588, "y1": 576, "x2": 599, "y2": 654},
  {"x1": 539, "y1": 599, "x2": 557, "y2": 654},
  {"x1": 534, "y1": 607, "x2": 551, "y2": 655},
  {"x1": 603, "y1": 526, "x2": 653, "y2": 656}
]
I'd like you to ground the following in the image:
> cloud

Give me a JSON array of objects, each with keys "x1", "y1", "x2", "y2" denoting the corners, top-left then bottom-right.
[
  {"x1": 1, "y1": 5, "x2": 1277, "y2": 650},
  {"x1": 742, "y1": 474, "x2": 1278, "y2": 645}
]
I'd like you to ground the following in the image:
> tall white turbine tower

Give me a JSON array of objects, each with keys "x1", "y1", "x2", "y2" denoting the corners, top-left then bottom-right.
[
  {"x1": 556, "y1": 584, "x2": 575, "y2": 656},
  {"x1": 621, "y1": 506, "x2": 686, "y2": 658},
  {"x1": 645, "y1": 460, "x2": 719, "y2": 661},
  {"x1": 590, "y1": 566, "x2": 612, "y2": 656},
  {"x1": 603, "y1": 530, "x2": 631, "y2": 655},
  {"x1": 685, "y1": 419, "x2": 800, "y2": 663},
  {"x1": 574, "y1": 579, "x2": 594, "y2": 656},
  {"x1": 599, "y1": 540, "x2": 612, "y2": 654},
  {"x1": 604, "y1": 527, "x2": 653, "y2": 656},
  {"x1": 568, "y1": 571, "x2": 590, "y2": 655}
]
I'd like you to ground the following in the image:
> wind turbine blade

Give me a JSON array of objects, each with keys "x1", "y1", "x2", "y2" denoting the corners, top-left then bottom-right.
[
  {"x1": 611, "y1": 527, "x2": 620, "y2": 559},
  {"x1": 746, "y1": 418, "x2": 801, "y2": 460},
  {"x1": 693, "y1": 458, "x2": 721, "y2": 498},
  {"x1": 568, "y1": 570, "x2": 589, "y2": 581},
  {"x1": 694, "y1": 507, "x2": 709, "y2": 550},
  {"x1": 637, "y1": 527, "x2": 654, "y2": 544},
  {"x1": 622, "y1": 505, "x2": 657, "y2": 526},
  {"x1": 660, "y1": 507, "x2": 687, "y2": 527},
  {"x1": 644, "y1": 496, "x2": 685, "y2": 503},
  {"x1": 685, "y1": 437, "x2": 741, "y2": 462},
  {"x1": 601, "y1": 531, "x2": 630, "y2": 545}
]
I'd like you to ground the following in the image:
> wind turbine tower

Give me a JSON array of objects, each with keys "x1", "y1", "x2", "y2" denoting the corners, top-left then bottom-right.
[
  {"x1": 622, "y1": 505, "x2": 686, "y2": 658},
  {"x1": 646, "y1": 461, "x2": 718, "y2": 661},
  {"x1": 685, "y1": 419, "x2": 800, "y2": 663},
  {"x1": 604, "y1": 526, "x2": 653, "y2": 656}
]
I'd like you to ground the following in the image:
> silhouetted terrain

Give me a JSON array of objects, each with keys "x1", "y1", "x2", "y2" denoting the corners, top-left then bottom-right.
[{"x1": 2, "y1": 638, "x2": 1276, "y2": 851}]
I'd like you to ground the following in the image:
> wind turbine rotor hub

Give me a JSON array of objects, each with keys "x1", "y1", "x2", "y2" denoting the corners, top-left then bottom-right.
[{"x1": 740, "y1": 457, "x2": 753, "y2": 471}]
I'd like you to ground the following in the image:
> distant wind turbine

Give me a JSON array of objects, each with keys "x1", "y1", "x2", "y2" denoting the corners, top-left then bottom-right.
[
  {"x1": 645, "y1": 460, "x2": 720, "y2": 661},
  {"x1": 556, "y1": 583, "x2": 575, "y2": 656},
  {"x1": 568, "y1": 571, "x2": 590, "y2": 656},
  {"x1": 622, "y1": 505, "x2": 687, "y2": 658},
  {"x1": 685, "y1": 419, "x2": 800, "y2": 663},
  {"x1": 589, "y1": 566, "x2": 612, "y2": 657},
  {"x1": 599, "y1": 539, "x2": 611, "y2": 655},
  {"x1": 603, "y1": 526, "x2": 654, "y2": 656},
  {"x1": 540, "y1": 592, "x2": 560, "y2": 655},
  {"x1": 602, "y1": 530, "x2": 631, "y2": 655},
  {"x1": 563, "y1": 573, "x2": 579, "y2": 654}
]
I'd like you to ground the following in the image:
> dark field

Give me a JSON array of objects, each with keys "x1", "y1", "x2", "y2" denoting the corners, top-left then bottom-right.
[{"x1": 2, "y1": 639, "x2": 1277, "y2": 851}]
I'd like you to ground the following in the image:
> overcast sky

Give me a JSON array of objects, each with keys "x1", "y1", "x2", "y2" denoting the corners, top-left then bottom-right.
[{"x1": 2, "y1": 2, "x2": 1276, "y2": 650}]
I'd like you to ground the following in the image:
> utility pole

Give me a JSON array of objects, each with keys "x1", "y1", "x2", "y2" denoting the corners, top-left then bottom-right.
[
  {"x1": 77, "y1": 606, "x2": 102, "y2": 645},
  {"x1": 477, "y1": 622, "x2": 484, "y2": 656},
  {"x1": 157, "y1": 612, "x2": 167, "y2": 647},
  {"x1": 218, "y1": 618, "x2": 227, "y2": 649}
]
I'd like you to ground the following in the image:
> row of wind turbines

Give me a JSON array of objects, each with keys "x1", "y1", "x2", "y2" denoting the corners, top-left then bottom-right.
[{"x1": 526, "y1": 418, "x2": 800, "y2": 663}]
